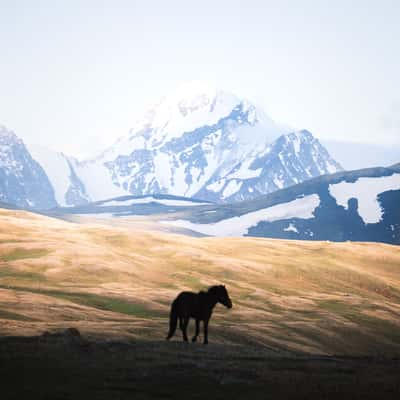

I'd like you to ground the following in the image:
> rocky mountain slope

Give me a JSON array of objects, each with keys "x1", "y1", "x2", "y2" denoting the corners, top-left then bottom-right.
[
  {"x1": 0, "y1": 125, "x2": 56, "y2": 209},
  {"x1": 26, "y1": 144, "x2": 90, "y2": 207}
]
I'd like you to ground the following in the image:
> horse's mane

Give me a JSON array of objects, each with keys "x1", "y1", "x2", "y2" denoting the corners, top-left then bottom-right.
[
  {"x1": 198, "y1": 285, "x2": 218, "y2": 296},
  {"x1": 197, "y1": 285, "x2": 222, "y2": 296}
]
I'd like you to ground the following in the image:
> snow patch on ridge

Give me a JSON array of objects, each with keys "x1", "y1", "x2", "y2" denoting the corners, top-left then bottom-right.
[
  {"x1": 284, "y1": 223, "x2": 299, "y2": 233},
  {"x1": 226, "y1": 158, "x2": 262, "y2": 180},
  {"x1": 328, "y1": 174, "x2": 400, "y2": 224},
  {"x1": 206, "y1": 179, "x2": 226, "y2": 193},
  {"x1": 162, "y1": 194, "x2": 320, "y2": 236},
  {"x1": 222, "y1": 180, "x2": 243, "y2": 199}
]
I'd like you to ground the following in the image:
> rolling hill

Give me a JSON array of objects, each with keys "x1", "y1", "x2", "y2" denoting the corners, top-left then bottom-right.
[{"x1": 1, "y1": 207, "x2": 400, "y2": 356}]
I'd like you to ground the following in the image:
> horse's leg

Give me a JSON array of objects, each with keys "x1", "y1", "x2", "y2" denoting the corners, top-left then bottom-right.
[
  {"x1": 179, "y1": 317, "x2": 184, "y2": 331},
  {"x1": 192, "y1": 319, "x2": 200, "y2": 343},
  {"x1": 182, "y1": 317, "x2": 189, "y2": 342},
  {"x1": 203, "y1": 319, "x2": 209, "y2": 344}
]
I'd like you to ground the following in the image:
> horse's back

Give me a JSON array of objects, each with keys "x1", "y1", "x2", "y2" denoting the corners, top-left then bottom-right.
[
  {"x1": 174, "y1": 291, "x2": 199, "y2": 316},
  {"x1": 175, "y1": 291, "x2": 197, "y2": 303}
]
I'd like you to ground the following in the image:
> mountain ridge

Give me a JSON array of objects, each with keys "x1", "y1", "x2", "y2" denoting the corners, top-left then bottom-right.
[{"x1": 1, "y1": 84, "x2": 343, "y2": 207}]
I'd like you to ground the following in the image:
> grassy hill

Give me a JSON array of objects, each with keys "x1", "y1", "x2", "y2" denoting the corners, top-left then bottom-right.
[{"x1": 1, "y1": 208, "x2": 400, "y2": 355}]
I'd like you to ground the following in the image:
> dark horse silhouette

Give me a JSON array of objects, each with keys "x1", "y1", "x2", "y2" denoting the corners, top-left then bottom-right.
[{"x1": 166, "y1": 285, "x2": 232, "y2": 344}]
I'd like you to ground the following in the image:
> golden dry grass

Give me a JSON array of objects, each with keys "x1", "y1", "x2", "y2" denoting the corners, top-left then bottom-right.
[{"x1": 1, "y1": 208, "x2": 400, "y2": 355}]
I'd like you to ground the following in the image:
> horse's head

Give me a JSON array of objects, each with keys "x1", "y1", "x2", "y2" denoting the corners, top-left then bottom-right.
[{"x1": 209, "y1": 285, "x2": 232, "y2": 309}]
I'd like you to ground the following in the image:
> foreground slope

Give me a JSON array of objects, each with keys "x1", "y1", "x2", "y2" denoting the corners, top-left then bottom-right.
[
  {"x1": 1, "y1": 208, "x2": 400, "y2": 355},
  {"x1": 2, "y1": 334, "x2": 400, "y2": 400}
]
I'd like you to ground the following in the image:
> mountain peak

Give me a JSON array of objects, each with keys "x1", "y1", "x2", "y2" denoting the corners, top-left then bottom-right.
[
  {"x1": 0, "y1": 125, "x2": 57, "y2": 209},
  {"x1": 99, "y1": 82, "x2": 283, "y2": 164},
  {"x1": 0, "y1": 125, "x2": 19, "y2": 142},
  {"x1": 284, "y1": 129, "x2": 314, "y2": 143},
  {"x1": 161, "y1": 81, "x2": 239, "y2": 124},
  {"x1": 161, "y1": 81, "x2": 247, "y2": 108},
  {"x1": 165, "y1": 80, "x2": 221, "y2": 104},
  {"x1": 119, "y1": 82, "x2": 246, "y2": 150}
]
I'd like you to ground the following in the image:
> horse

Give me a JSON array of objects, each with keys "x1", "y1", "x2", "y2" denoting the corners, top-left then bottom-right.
[{"x1": 166, "y1": 285, "x2": 232, "y2": 344}]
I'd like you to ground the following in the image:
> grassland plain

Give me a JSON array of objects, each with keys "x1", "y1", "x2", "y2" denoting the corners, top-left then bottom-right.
[
  {"x1": 1, "y1": 208, "x2": 400, "y2": 399},
  {"x1": 1, "y1": 208, "x2": 400, "y2": 354}
]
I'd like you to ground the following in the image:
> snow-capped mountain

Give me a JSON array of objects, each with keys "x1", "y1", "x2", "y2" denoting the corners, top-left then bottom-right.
[
  {"x1": 162, "y1": 164, "x2": 400, "y2": 244},
  {"x1": 0, "y1": 82, "x2": 343, "y2": 207},
  {"x1": 0, "y1": 125, "x2": 56, "y2": 209},
  {"x1": 195, "y1": 130, "x2": 341, "y2": 202},
  {"x1": 68, "y1": 82, "x2": 342, "y2": 204},
  {"x1": 93, "y1": 82, "x2": 287, "y2": 200}
]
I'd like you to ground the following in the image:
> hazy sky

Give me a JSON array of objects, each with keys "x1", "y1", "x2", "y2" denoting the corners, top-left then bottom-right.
[{"x1": 0, "y1": 0, "x2": 399, "y2": 158}]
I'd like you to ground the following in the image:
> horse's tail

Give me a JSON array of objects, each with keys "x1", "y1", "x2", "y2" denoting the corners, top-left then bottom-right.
[{"x1": 166, "y1": 298, "x2": 178, "y2": 340}]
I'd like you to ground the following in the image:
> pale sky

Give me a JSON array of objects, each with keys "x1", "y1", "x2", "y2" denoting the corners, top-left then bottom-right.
[{"x1": 0, "y1": 0, "x2": 399, "y2": 158}]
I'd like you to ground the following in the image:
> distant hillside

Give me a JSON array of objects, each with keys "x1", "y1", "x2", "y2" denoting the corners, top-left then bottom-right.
[
  {"x1": 50, "y1": 194, "x2": 213, "y2": 216},
  {"x1": 0, "y1": 201, "x2": 18, "y2": 210},
  {"x1": 161, "y1": 164, "x2": 400, "y2": 244}
]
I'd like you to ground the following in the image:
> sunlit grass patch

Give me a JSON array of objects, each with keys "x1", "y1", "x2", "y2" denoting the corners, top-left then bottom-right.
[
  {"x1": 316, "y1": 299, "x2": 353, "y2": 313},
  {"x1": 170, "y1": 272, "x2": 203, "y2": 290},
  {"x1": 0, "y1": 239, "x2": 27, "y2": 244},
  {"x1": 0, "y1": 248, "x2": 50, "y2": 262}
]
